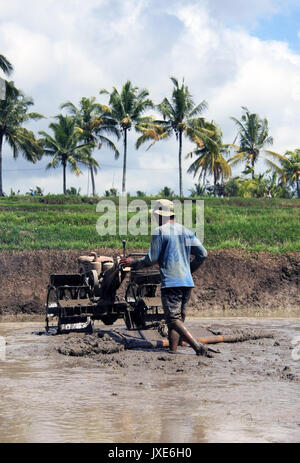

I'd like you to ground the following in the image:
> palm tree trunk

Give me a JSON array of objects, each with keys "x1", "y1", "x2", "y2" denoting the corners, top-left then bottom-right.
[
  {"x1": 251, "y1": 156, "x2": 255, "y2": 179},
  {"x1": 63, "y1": 157, "x2": 67, "y2": 194},
  {"x1": 214, "y1": 170, "x2": 217, "y2": 196},
  {"x1": 90, "y1": 164, "x2": 96, "y2": 196},
  {"x1": 0, "y1": 131, "x2": 4, "y2": 196},
  {"x1": 122, "y1": 129, "x2": 127, "y2": 195},
  {"x1": 178, "y1": 130, "x2": 183, "y2": 197}
]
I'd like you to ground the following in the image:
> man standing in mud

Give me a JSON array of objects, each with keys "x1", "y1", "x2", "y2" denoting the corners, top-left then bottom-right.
[{"x1": 120, "y1": 199, "x2": 211, "y2": 357}]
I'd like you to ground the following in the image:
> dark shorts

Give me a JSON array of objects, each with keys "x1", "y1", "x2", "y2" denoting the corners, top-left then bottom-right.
[{"x1": 161, "y1": 287, "x2": 192, "y2": 324}]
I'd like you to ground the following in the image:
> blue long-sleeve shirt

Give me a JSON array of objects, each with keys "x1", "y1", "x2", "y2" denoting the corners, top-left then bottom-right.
[{"x1": 132, "y1": 222, "x2": 207, "y2": 288}]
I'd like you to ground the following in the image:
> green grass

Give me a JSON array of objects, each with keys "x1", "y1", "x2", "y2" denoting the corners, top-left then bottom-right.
[{"x1": 0, "y1": 195, "x2": 299, "y2": 252}]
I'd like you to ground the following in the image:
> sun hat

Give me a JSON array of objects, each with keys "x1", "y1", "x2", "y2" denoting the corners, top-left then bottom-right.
[{"x1": 150, "y1": 199, "x2": 175, "y2": 217}]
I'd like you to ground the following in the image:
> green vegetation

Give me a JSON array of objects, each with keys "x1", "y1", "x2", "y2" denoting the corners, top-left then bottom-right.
[
  {"x1": 39, "y1": 114, "x2": 95, "y2": 194},
  {"x1": 229, "y1": 106, "x2": 281, "y2": 178},
  {"x1": 187, "y1": 123, "x2": 231, "y2": 188},
  {"x1": 136, "y1": 77, "x2": 214, "y2": 197},
  {"x1": 0, "y1": 86, "x2": 43, "y2": 196},
  {"x1": 279, "y1": 149, "x2": 300, "y2": 197},
  {"x1": 61, "y1": 96, "x2": 120, "y2": 196},
  {"x1": 0, "y1": 195, "x2": 299, "y2": 253},
  {"x1": 100, "y1": 81, "x2": 154, "y2": 194}
]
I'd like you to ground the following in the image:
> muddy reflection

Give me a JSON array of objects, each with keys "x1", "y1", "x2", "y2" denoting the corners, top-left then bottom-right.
[{"x1": 0, "y1": 319, "x2": 300, "y2": 443}]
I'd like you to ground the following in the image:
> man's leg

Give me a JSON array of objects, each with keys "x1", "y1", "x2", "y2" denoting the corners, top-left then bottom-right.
[
  {"x1": 162, "y1": 287, "x2": 212, "y2": 356},
  {"x1": 169, "y1": 319, "x2": 212, "y2": 357},
  {"x1": 178, "y1": 287, "x2": 191, "y2": 345},
  {"x1": 168, "y1": 327, "x2": 181, "y2": 352},
  {"x1": 161, "y1": 288, "x2": 183, "y2": 353},
  {"x1": 161, "y1": 287, "x2": 211, "y2": 357}
]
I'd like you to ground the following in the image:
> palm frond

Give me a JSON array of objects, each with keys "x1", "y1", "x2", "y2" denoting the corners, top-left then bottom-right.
[
  {"x1": 264, "y1": 150, "x2": 286, "y2": 161},
  {"x1": 98, "y1": 135, "x2": 120, "y2": 159},
  {"x1": 188, "y1": 100, "x2": 208, "y2": 117},
  {"x1": 264, "y1": 158, "x2": 284, "y2": 174},
  {"x1": 228, "y1": 151, "x2": 248, "y2": 166},
  {"x1": 0, "y1": 55, "x2": 13, "y2": 76}
]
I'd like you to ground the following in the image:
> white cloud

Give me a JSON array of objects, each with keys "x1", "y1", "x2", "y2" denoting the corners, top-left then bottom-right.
[
  {"x1": 1, "y1": 0, "x2": 300, "y2": 195},
  {"x1": 204, "y1": 0, "x2": 281, "y2": 23},
  {"x1": 170, "y1": 2, "x2": 300, "y2": 154},
  {"x1": 1, "y1": 23, "x2": 54, "y2": 88}
]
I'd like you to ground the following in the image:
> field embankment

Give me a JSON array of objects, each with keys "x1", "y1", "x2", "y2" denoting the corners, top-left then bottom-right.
[{"x1": 0, "y1": 248, "x2": 299, "y2": 316}]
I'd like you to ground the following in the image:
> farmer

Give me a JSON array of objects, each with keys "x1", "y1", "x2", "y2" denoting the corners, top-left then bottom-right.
[{"x1": 120, "y1": 199, "x2": 211, "y2": 357}]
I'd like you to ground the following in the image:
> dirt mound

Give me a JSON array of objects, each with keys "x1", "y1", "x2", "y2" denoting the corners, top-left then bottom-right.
[
  {"x1": 0, "y1": 248, "x2": 299, "y2": 316},
  {"x1": 58, "y1": 332, "x2": 124, "y2": 356}
]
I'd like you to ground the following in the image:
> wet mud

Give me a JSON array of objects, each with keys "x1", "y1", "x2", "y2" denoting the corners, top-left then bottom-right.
[
  {"x1": 0, "y1": 249, "x2": 299, "y2": 316},
  {"x1": 0, "y1": 318, "x2": 300, "y2": 442},
  {"x1": 54, "y1": 322, "x2": 300, "y2": 381},
  {"x1": 58, "y1": 333, "x2": 125, "y2": 356}
]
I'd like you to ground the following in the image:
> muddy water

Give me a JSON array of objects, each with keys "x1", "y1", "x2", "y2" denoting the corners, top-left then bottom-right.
[{"x1": 0, "y1": 318, "x2": 300, "y2": 443}]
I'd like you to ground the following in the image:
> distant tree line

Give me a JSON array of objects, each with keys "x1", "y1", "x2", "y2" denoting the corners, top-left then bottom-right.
[{"x1": 0, "y1": 54, "x2": 300, "y2": 198}]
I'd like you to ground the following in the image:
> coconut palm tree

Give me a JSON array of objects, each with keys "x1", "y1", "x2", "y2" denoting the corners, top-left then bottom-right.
[
  {"x1": 158, "y1": 186, "x2": 175, "y2": 198},
  {"x1": 230, "y1": 107, "x2": 282, "y2": 178},
  {"x1": 186, "y1": 123, "x2": 231, "y2": 195},
  {"x1": 189, "y1": 183, "x2": 206, "y2": 197},
  {"x1": 0, "y1": 86, "x2": 43, "y2": 196},
  {"x1": 136, "y1": 77, "x2": 213, "y2": 197},
  {"x1": 279, "y1": 149, "x2": 300, "y2": 197},
  {"x1": 39, "y1": 115, "x2": 95, "y2": 194},
  {"x1": 61, "y1": 97, "x2": 120, "y2": 196},
  {"x1": 100, "y1": 81, "x2": 154, "y2": 194}
]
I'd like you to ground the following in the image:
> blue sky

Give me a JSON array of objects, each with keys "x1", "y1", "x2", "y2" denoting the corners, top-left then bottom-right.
[
  {"x1": 1, "y1": 0, "x2": 300, "y2": 196},
  {"x1": 254, "y1": 5, "x2": 300, "y2": 52}
]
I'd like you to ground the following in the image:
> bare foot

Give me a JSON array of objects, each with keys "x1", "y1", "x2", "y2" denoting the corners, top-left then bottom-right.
[{"x1": 196, "y1": 343, "x2": 214, "y2": 358}]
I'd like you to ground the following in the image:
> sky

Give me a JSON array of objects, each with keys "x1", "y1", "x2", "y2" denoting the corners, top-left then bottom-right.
[{"x1": 1, "y1": 0, "x2": 300, "y2": 196}]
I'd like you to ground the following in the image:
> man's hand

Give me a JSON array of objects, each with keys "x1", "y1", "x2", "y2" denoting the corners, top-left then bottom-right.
[{"x1": 120, "y1": 256, "x2": 134, "y2": 267}]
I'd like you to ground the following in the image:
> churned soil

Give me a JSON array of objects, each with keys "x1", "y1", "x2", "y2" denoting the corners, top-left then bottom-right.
[
  {"x1": 58, "y1": 332, "x2": 125, "y2": 356},
  {"x1": 0, "y1": 248, "x2": 299, "y2": 316},
  {"x1": 49, "y1": 321, "x2": 300, "y2": 383}
]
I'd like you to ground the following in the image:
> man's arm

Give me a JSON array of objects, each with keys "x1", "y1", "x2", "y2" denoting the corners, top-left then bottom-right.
[
  {"x1": 189, "y1": 235, "x2": 208, "y2": 273},
  {"x1": 120, "y1": 233, "x2": 162, "y2": 269}
]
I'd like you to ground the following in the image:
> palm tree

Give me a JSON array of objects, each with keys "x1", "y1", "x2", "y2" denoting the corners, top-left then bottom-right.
[
  {"x1": 0, "y1": 55, "x2": 13, "y2": 76},
  {"x1": 39, "y1": 115, "x2": 95, "y2": 194},
  {"x1": 136, "y1": 77, "x2": 214, "y2": 197},
  {"x1": 189, "y1": 183, "x2": 206, "y2": 197},
  {"x1": 280, "y1": 149, "x2": 300, "y2": 197},
  {"x1": 100, "y1": 81, "x2": 154, "y2": 194},
  {"x1": 0, "y1": 86, "x2": 43, "y2": 196},
  {"x1": 158, "y1": 186, "x2": 175, "y2": 198},
  {"x1": 186, "y1": 123, "x2": 231, "y2": 195},
  {"x1": 230, "y1": 107, "x2": 281, "y2": 178},
  {"x1": 61, "y1": 97, "x2": 120, "y2": 196}
]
